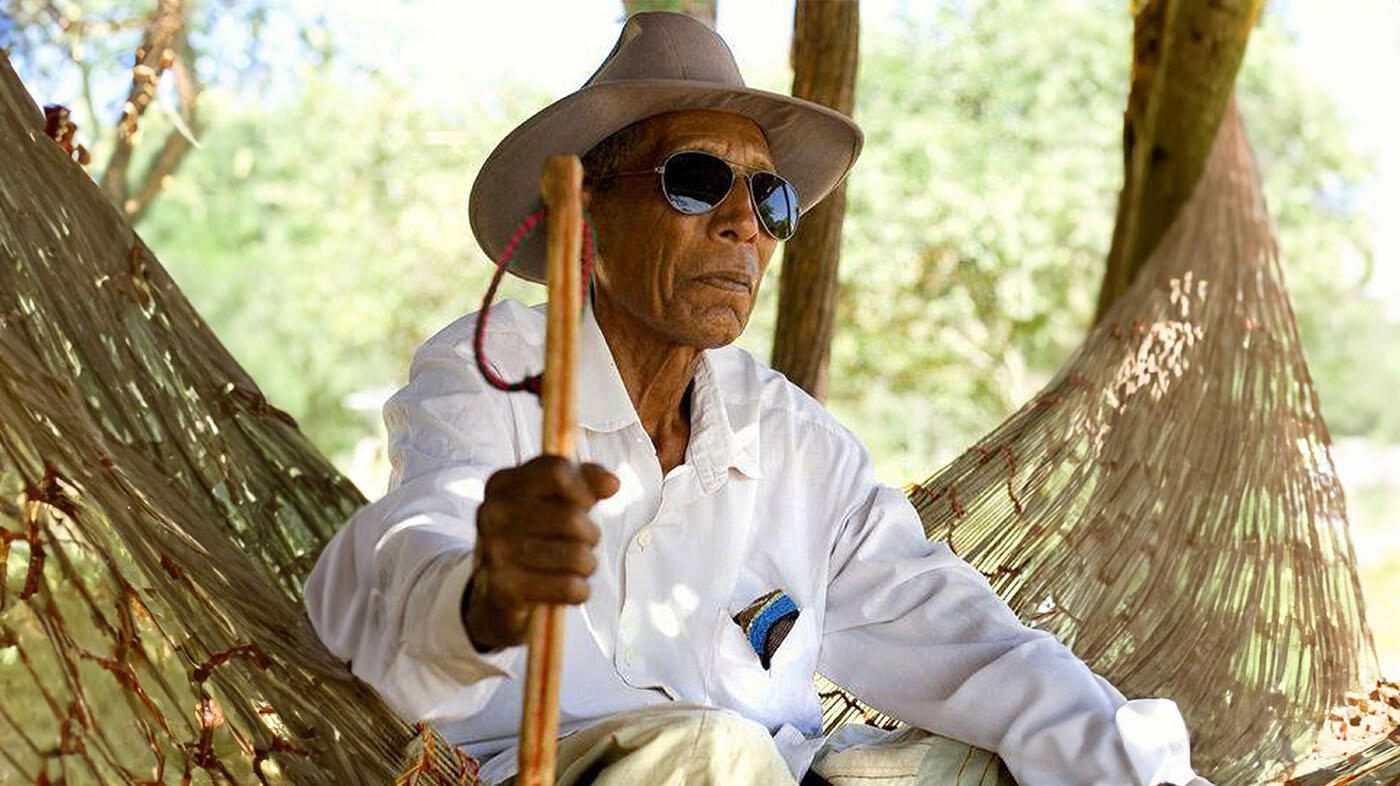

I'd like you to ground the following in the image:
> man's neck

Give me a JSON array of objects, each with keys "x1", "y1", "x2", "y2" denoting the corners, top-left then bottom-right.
[{"x1": 592, "y1": 289, "x2": 698, "y2": 462}]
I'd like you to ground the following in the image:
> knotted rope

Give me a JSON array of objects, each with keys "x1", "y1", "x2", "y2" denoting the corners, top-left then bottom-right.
[{"x1": 472, "y1": 207, "x2": 597, "y2": 395}]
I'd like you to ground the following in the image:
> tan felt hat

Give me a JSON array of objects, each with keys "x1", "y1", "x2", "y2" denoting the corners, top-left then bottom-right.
[{"x1": 467, "y1": 11, "x2": 864, "y2": 283}]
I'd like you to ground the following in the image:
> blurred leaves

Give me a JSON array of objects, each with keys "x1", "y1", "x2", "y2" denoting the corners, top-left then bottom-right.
[
  {"x1": 134, "y1": 66, "x2": 543, "y2": 467},
  {"x1": 828, "y1": 0, "x2": 1132, "y2": 479},
  {"x1": 6, "y1": 0, "x2": 1393, "y2": 491},
  {"x1": 821, "y1": 0, "x2": 1391, "y2": 481}
]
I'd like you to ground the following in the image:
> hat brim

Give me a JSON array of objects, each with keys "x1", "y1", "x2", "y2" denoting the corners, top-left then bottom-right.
[{"x1": 468, "y1": 79, "x2": 863, "y2": 283}]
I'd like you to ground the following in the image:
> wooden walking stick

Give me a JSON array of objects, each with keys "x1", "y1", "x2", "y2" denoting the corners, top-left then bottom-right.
[{"x1": 517, "y1": 154, "x2": 585, "y2": 786}]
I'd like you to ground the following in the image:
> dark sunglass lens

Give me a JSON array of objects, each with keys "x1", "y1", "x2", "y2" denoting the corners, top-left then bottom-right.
[
  {"x1": 750, "y1": 172, "x2": 799, "y2": 240},
  {"x1": 663, "y1": 152, "x2": 733, "y2": 214}
]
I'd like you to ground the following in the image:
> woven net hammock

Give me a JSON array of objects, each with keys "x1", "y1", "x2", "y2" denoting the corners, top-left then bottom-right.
[
  {"x1": 816, "y1": 98, "x2": 1385, "y2": 784},
  {"x1": 0, "y1": 50, "x2": 1394, "y2": 785}
]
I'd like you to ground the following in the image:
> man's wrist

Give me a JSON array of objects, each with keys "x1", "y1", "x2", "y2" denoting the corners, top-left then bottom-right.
[{"x1": 460, "y1": 575, "x2": 501, "y2": 655}]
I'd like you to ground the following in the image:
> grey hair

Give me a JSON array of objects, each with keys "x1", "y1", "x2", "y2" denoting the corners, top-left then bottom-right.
[{"x1": 580, "y1": 119, "x2": 655, "y2": 192}]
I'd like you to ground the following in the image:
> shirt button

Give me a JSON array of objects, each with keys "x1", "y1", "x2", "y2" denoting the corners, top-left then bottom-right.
[
  {"x1": 623, "y1": 648, "x2": 635, "y2": 666},
  {"x1": 637, "y1": 528, "x2": 652, "y2": 549}
]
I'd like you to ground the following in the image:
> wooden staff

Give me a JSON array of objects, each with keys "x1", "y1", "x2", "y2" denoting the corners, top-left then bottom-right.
[{"x1": 517, "y1": 154, "x2": 584, "y2": 786}]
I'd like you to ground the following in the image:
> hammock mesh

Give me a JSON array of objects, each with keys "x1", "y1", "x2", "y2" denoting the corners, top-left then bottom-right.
[
  {"x1": 0, "y1": 52, "x2": 1391, "y2": 784},
  {"x1": 813, "y1": 99, "x2": 1382, "y2": 783},
  {"x1": 0, "y1": 56, "x2": 472, "y2": 784}
]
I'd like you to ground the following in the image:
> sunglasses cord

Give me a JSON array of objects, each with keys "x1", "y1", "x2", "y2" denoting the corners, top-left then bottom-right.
[{"x1": 473, "y1": 207, "x2": 597, "y2": 397}]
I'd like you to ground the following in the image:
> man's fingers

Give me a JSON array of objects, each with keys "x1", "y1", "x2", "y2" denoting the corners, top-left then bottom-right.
[
  {"x1": 580, "y1": 462, "x2": 621, "y2": 500},
  {"x1": 533, "y1": 455, "x2": 601, "y2": 505},
  {"x1": 492, "y1": 566, "x2": 590, "y2": 606},
  {"x1": 475, "y1": 457, "x2": 613, "y2": 619},
  {"x1": 486, "y1": 455, "x2": 603, "y2": 506},
  {"x1": 479, "y1": 499, "x2": 602, "y2": 544},
  {"x1": 483, "y1": 462, "x2": 526, "y2": 498},
  {"x1": 534, "y1": 575, "x2": 590, "y2": 605},
  {"x1": 511, "y1": 537, "x2": 597, "y2": 576}
]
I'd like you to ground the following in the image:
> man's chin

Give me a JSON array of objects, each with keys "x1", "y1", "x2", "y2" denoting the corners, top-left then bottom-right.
[{"x1": 684, "y1": 308, "x2": 749, "y2": 349}]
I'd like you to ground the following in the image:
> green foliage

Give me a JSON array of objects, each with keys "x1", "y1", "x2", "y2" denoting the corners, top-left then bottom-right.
[
  {"x1": 11, "y1": 0, "x2": 1391, "y2": 492},
  {"x1": 1235, "y1": 29, "x2": 1399, "y2": 442},
  {"x1": 6, "y1": 0, "x2": 1398, "y2": 729},
  {"x1": 136, "y1": 68, "x2": 544, "y2": 467},
  {"x1": 826, "y1": 0, "x2": 1132, "y2": 480},
  {"x1": 812, "y1": 0, "x2": 1391, "y2": 482},
  {"x1": 2, "y1": 0, "x2": 321, "y2": 174}
]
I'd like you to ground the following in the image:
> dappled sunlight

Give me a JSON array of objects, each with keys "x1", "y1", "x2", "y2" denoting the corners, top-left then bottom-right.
[
  {"x1": 671, "y1": 583, "x2": 701, "y2": 613},
  {"x1": 904, "y1": 107, "x2": 1375, "y2": 782},
  {"x1": 1105, "y1": 318, "x2": 1205, "y2": 409},
  {"x1": 645, "y1": 583, "x2": 703, "y2": 640},
  {"x1": 444, "y1": 474, "x2": 486, "y2": 502},
  {"x1": 647, "y1": 600, "x2": 682, "y2": 639},
  {"x1": 594, "y1": 458, "x2": 645, "y2": 517},
  {"x1": 2, "y1": 0, "x2": 1395, "y2": 782}
]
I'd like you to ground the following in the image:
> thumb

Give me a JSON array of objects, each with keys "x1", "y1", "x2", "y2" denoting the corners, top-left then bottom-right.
[{"x1": 579, "y1": 462, "x2": 621, "y2": 501}]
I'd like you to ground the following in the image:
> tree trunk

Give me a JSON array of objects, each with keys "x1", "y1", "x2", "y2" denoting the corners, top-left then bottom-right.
[
  {"x1": 1093, "y1": 0, "x2": 1264, "y2": 323},
  {"x1": 769, "y1": 0, "x2": 859, "y2": 400}
]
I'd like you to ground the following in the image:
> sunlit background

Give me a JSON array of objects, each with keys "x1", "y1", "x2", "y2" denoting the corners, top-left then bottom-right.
[{"x1": 6, "y1": 0, "x2": 1398, "y2": 676}]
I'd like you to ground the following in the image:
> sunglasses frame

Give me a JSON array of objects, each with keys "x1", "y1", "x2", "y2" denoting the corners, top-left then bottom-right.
[{"x1": 597, "y1": 149, "x2": 800, "y2": 241}]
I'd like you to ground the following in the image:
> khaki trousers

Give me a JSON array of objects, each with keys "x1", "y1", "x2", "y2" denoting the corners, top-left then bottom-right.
[{"x1": 503, "y1": 703, "x2": 797, "y2": 786}]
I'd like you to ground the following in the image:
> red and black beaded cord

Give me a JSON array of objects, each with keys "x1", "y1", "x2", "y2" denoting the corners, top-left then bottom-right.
[{"x1": 472, "y1": 208, "x2": 597, "y2": 397}]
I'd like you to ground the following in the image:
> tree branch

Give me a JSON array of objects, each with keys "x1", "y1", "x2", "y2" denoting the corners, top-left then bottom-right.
[
  {"x1": 126, "y1": 28, "x2": 201, "y2": 223},
  {"x1": 98, "y1": 0, "x2": 184, "y2": 213}
]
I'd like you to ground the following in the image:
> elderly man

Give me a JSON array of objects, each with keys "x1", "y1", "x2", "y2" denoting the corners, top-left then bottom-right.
[{"x1": 306, "y1": 12, "x2": 1212, "y2": 786}]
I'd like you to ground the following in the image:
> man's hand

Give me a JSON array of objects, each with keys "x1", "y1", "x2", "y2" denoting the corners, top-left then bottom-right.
[{"x1": 463, "y1": 455, "x2": 620, "y2": 652}]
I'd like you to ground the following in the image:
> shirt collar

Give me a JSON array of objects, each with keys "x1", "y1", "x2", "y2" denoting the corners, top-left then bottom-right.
[
  {"x1": 575, "y1": 295, "x2": 638, "y2": 433},
  {"x1": 576, "y1": 294, "x2": 762, "y2": 491}
]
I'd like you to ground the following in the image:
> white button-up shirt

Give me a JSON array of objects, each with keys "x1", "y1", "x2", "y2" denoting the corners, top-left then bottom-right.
[{"x1": 305, "y1": 297, "x2": 1205, "y2": 786}]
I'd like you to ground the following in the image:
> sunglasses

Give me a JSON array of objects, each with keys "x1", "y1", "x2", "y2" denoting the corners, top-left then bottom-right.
[{"x1": 598, "y1": 150, "x2": 801, "y2": 241}]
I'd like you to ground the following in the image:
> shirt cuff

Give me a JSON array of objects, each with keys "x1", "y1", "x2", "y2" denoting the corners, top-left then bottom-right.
[
  {"x1": 1114, "y1": 699, "x2": 1200, "y2": 786},
  {"x1": 403, "y1": 549, "x2": 517, "y2": 683}
]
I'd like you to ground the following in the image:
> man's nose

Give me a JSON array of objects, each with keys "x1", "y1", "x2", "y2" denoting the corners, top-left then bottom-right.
[{"x1": 711, "y1": 175, "x2": 761, "y2": 244}]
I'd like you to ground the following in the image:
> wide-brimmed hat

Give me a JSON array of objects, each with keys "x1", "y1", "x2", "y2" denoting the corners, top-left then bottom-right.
[{"x1": 468, "y1": 11, "x2": 864, "y2": 283}]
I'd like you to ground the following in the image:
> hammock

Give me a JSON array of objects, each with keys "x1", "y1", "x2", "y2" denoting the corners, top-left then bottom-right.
[
  {"x1": 0, "y1": 51, "x2": 1391, "y2": 785},
  {"x1": 818, "y1": 99, "x2": 1383, "y2": 784}
]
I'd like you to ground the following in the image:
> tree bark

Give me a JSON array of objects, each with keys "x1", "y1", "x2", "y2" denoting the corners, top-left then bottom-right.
[
  {"x1": 1093, "y1": 0, "x2": 1264, "y2": 323},
  {"x1": 769, "y1": 0, "x2": 858, "y2": 400}
]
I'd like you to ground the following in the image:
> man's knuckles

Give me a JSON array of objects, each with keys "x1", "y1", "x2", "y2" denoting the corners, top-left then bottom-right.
[
  {"x1": 487, "y1": 456, "x2": 612, "y2": 505},
  {"x1": 544, "y1": 575, "x2": 590, "y2": 605},
  {"x1": 490, "y1": 569, "x2": 590, "y2": 606},
  {"x1": 513, "y1": 538, "x2": 597, "y2": 575},
  {"x1": 479, "y1": 499, "x2": 600, "y2": 543},
  {"x1": 568, "y1": 511, "x2": 603, "y2": 544},
  {"x1": 519, "y1": 503, "x2": 595, "y2": 540}
]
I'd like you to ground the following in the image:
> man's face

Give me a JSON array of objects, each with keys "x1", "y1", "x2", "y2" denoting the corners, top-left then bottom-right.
[{"x1": 585, "y1": 110, "x2": 780, "y2": 349}]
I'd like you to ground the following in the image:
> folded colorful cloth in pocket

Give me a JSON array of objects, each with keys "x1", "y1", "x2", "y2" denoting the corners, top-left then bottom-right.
[{"x1": 733, "y1": 589, "x2": 800, "y2": 670}]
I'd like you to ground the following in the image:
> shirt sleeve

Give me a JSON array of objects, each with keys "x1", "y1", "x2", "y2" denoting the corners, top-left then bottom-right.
[
  {"x1": 304, "y1": 337, "x2": 527, "y2": 723},
  {"x1": 816, "y1": 441, "x2": 1205, "y2": 786}
]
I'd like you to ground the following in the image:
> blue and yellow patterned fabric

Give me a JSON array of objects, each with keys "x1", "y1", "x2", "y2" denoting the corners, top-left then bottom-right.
[{"x1": 733, "y1": 589, "x2": 801, "y2": 670}]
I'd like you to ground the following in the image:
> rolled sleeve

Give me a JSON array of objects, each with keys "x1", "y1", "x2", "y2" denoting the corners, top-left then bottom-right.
[
  {"x1": 304, "y1": 337, "x2": 525, "y2": 723},
  {"x1": 404, "y1": 548, "x2": 510, "y2": 678},
  {"x1": 817, "y1": 444, "x2": 1204, "y2": 786}
]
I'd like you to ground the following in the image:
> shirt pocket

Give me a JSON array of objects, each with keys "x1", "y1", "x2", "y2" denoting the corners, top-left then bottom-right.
[{"x1": 706, "y1": 607, "x2": 819, "y2": 725}]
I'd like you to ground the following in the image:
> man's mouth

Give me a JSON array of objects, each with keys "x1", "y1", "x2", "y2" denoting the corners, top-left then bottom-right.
[{"x1": 694, "y1": 273, "x2": 752, "y2": 293}]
